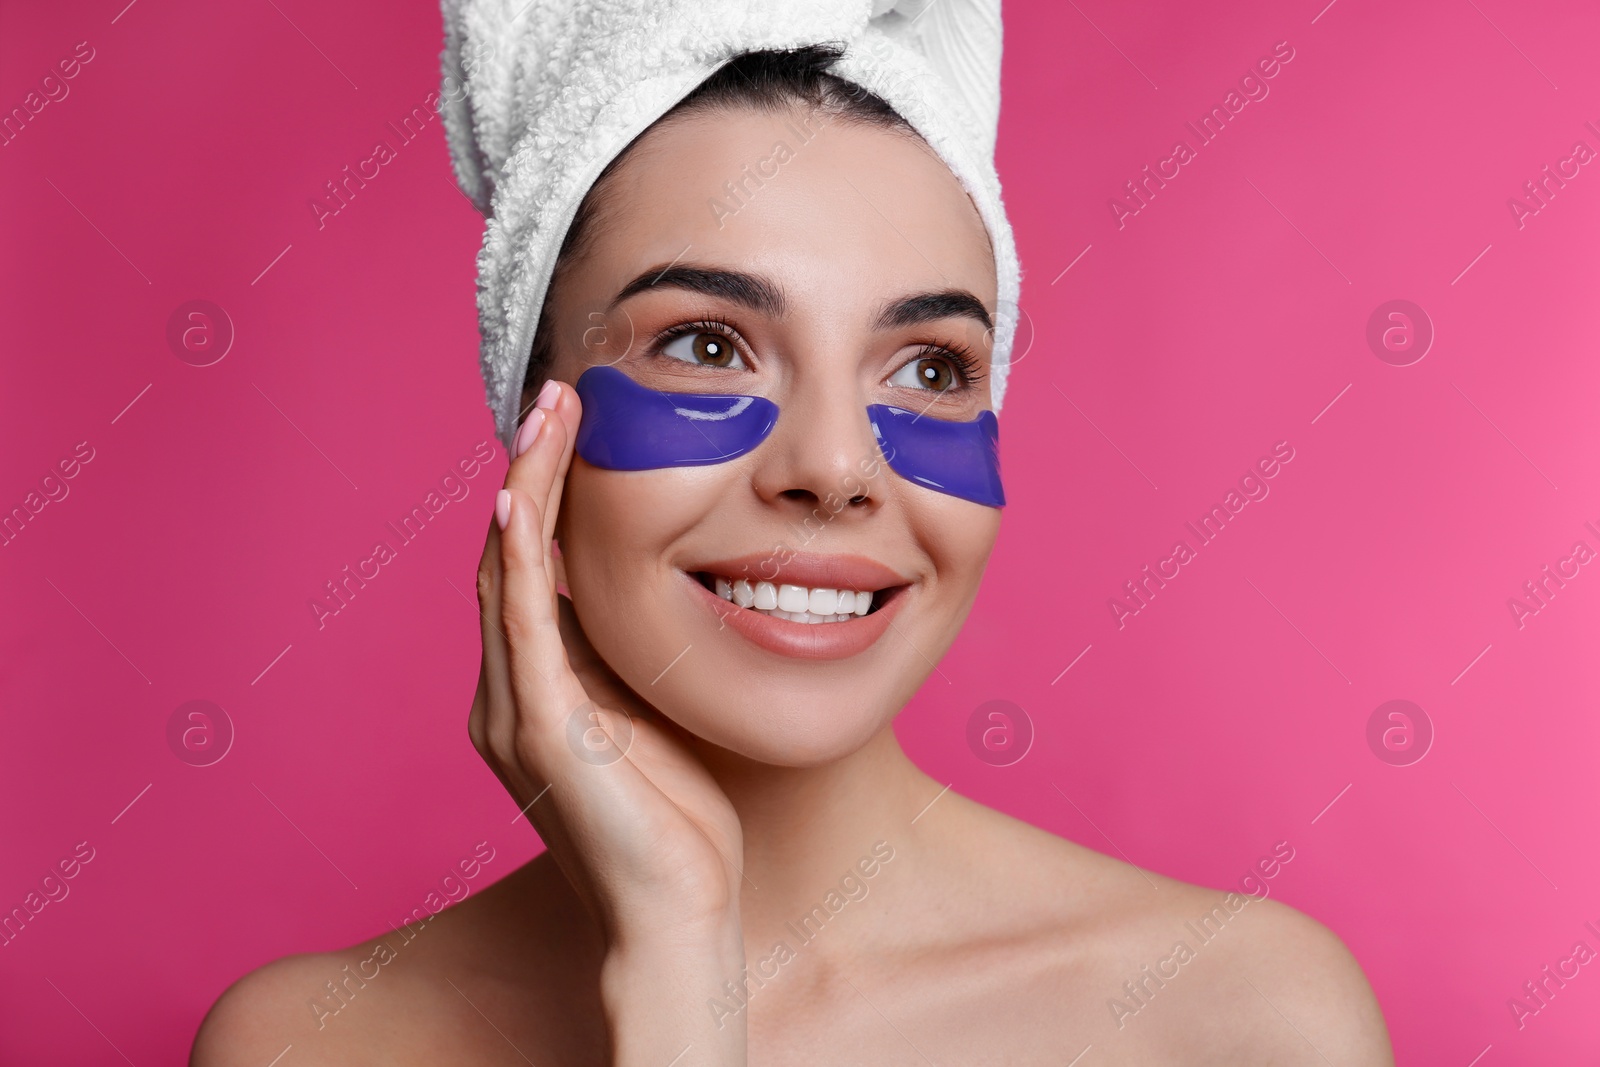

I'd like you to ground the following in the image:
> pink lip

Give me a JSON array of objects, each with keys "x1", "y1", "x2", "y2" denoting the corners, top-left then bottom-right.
[
  {"x1": 686, "y1": 551, "x2": 910, "y2": 593},
  {"x1": 678, "y1": 567, "x2": 909, "y2": 661}
]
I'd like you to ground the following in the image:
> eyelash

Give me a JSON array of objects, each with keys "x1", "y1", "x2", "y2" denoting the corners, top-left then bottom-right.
[
  {"x1": 908, "y1": 340, "x2": 986, "y2": 390},
  {"x1": 651, "y1": 318, "x2": 747, "y2": 362},
  {"x1": 649, "y1": 316, "x2": 985, "y2": 390}
]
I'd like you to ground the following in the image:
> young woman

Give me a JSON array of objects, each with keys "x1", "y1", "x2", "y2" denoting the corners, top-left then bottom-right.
[{"x1": 194, "y1": 41, "x2": 1393, "y2": 1067}]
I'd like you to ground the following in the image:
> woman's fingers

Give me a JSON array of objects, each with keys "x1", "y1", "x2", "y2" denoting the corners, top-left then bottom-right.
[
  {"x1": 533, "y1": 381, "x2": 581, "y2": 556},
  {"x1": 474, "y1": 512, "x2": 525, "y2": 763},
  {"x1": 527, "y1": 382, "x2": 580, "y2": 610},
  {"x1": 473, "y1": 393, "x2": 579, "y2": 782},
  {"x1": 495, "y1": 484, "x2": 661, "y2": 876},
  {"x1": 496, "y1": 482, "x2": 590, "y2": 761}
]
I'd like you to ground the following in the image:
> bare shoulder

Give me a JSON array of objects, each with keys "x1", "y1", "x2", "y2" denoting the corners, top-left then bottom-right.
[
  {"x1": 1199, "y1": 889, "x2": 1394, "y2": 1063},
  {"x1": 190, "y1": 946, "x2": 376, "y2": 1067},
  {"x1": 931, "y1": 793, "x2": 1393, "y2": 1064},
  {"x1": 191, "y1": 853, "x2": 608, "y2": 1067}
]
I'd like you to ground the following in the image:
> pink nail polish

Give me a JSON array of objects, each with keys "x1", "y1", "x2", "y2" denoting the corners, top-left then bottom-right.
[
  {"x1": 535, "y1": 379, "x2": 560, "y2": 411},
  {"x1": 495, "y1": 489, "x2": 511, "y2": 530},
  {"x1": 513, "y1": 408, "x2": 547, "y2": 458}
]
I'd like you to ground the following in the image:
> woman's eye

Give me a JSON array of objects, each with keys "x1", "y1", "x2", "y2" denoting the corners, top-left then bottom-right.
[
  {"x1": 661, "y1": 331, "x2": 745, "y2": 369},
  {"x1": 888, "y1": 355, "x2": 958, "y2": 392}
]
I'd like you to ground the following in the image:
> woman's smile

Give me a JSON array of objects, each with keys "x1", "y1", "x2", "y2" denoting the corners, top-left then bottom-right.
[{"x1": 678, "y1": 551, "x2": 912, "y2": 660}]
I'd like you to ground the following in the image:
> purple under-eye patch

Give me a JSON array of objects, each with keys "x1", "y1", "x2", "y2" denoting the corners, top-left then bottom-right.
[
  {"x1": 573, "y1": 365, "x2": 1004, "y2": 508},
  {"x1": 574, "y1": 365, "x2": 778, "y2": 469},
  {"x1": 867, "y1": 404, "x2": 1005, "y2": 509}
]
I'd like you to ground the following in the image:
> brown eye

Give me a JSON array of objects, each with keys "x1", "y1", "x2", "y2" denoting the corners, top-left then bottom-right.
[
  {"x1": 662, "y1": 330, "x2": 745, "y2": 369},
  {"x1": 890, "y1": 355, "x2": 957, "y2": 392}
]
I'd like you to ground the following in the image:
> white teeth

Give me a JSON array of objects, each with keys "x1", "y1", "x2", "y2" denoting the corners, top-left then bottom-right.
[
  {"x1": 705, "y1": 572, "x2": 883, "y2": 623},
  {"x1": 769, "y1": 608, "x2": 854, "y2": 624}
]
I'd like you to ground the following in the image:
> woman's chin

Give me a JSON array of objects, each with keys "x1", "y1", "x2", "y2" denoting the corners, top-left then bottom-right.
[{"x1": 658, "y1": 699, "x2": 894, "y2": 769}]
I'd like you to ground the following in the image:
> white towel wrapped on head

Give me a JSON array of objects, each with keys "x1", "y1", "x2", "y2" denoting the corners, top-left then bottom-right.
[{"x1": 439, "y1": 0, "x2": 1021, "y2": 449}]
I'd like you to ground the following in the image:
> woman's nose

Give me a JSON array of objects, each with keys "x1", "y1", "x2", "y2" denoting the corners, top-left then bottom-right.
[{"x1": 746, "y1": 380, "x2": 886, "y2": 518}]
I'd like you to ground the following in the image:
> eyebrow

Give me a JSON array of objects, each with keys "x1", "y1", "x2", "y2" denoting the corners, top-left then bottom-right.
[
  {"x1": 609, "y1": 263, "x2": 993, "y2": 332},
  {"x1": 609, "y1": 265, "x2": 785, "y2": 317},
  {"x1": 873, "y1": 290, "x2": 993, "y2": 333}
]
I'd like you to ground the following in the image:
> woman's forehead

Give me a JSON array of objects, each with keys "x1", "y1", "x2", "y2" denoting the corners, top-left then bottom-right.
[{"x1": 587, "y1": 106, "x2": 998, "y2": 307}]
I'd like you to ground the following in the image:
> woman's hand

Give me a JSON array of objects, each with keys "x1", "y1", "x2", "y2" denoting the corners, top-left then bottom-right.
[{"x1": 470, "y1": 380, "x2": 748, "y2": 1065}]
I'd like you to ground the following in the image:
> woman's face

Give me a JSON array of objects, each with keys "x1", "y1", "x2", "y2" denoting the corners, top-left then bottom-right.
[{"x1": 537, "y1": 103, "x2": 1002, "y2": 767}]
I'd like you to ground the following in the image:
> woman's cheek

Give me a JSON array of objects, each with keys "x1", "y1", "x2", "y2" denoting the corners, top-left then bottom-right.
[
  {"x1": 561, "y1": 462, "x2": 730, "y2": 628},
  {"x1": 911, "y1": 494, "x2": 1001, "y2": 629},
  {"x1": 566, "y1": 462, "x2": 734, "y2": 555}
]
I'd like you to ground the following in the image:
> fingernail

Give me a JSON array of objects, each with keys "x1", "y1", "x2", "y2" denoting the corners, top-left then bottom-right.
[
  {"x1": 513, "y1": 408, "x2": 547, "y2": 458},
  {"x1": 535, "y1": 379, "x2": 560, "y2": 411},
  {"x1": 495, "y1": 489, "x2": 511, "y2": 530}
]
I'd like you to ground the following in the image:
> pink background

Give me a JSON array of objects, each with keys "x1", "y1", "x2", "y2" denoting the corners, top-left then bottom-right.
[{"x1": 3, "y1": 0, "x2": 1597, "y2": 1062}]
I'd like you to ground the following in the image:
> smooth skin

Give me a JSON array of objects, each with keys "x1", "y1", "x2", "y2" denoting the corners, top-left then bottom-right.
[{"x1": 192, "y1": 103, "x2": 1394, "y2": 1066}]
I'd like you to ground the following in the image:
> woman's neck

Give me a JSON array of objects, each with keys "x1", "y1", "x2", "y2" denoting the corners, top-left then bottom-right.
[{"x1": 687, "y1": 724, "x2": 941, "y2": 954}]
